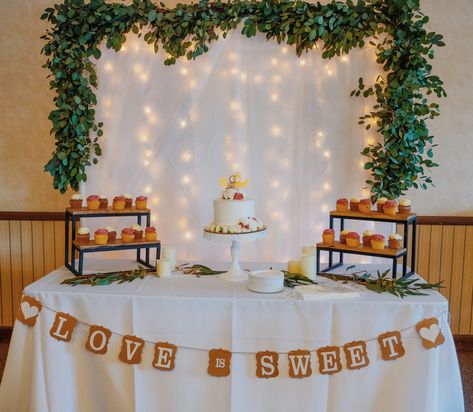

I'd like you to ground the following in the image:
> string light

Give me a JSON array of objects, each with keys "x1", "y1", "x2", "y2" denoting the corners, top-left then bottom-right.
[
  {"x1": 271, "y1": 58, "x2": 278, "y2": 66},
  {"x1": 139, "y1": 73, "x2": 148, "y2": 82},
  {"x1": 181, "y1": 152, "x2": 192, "y2": 162},
  {"x1": 182, "y1": 175, "x2": 190, "y2": 184},
  {"x1": 189, "y1": 79, "x2": 197, "y2": 88},
  {"x1": 239, "y1": 73, "x2": 247, "y2": 82},
  {"x1": 144, "y1": 106, "x2": 152, "y2": 115},
  {"x1": 271, "y1": 179, "x2": 280, "y2": 188},
  {"x1": 272, "y1": 75, "x2": 281, "y2": 83},
  {"x1": 323, "y1": 183, "x2": 331, "y2": 191},
  {"x1": 184, "y1": 231, "x2": 193, "y2": 241},
  {"x1": 317, "y1": 131, "x2": 324, "y2": 138},
  {"x1": 180, "y1": 68, "x2": 188, "y2": 76},
  {"x1": 144, "y1": 160, "x2": 149, "y2": 166},
  {"x1": 321, "y1": 204, "x2": 329, "y2": 213},
  {"x1": 271, "y1": 93, "x2": 279, "y2": 102},
  {"x1": 180, "y1": 120, "x2": 187, "y2": 128},
  {"x1": 230, "y1": 101, "x2": 240, "y2": 110},
  {"x1": 341, "y1": 55, "x2": 349, "y2": 62},
  {"x1": 271, "y1": 126, "x2": 281, "y2": 136},
  {"x1": 323, "y1": 150, "x2": 330, "y2": 158},
  {"x1": 299, "y1": 59, "x2": 306, "y2": 66},
  {"x1": 281, "y1": 47, "x2": 288, "y2": 54},
  {"x1": 153, "y1": 197, "x2": 160, "y2": 205},
  {"x1": 104, "y1": 62, "x2": 113, "y2": 72},
  {"x1": 178, "y1": 218, "x2": 187, "y2": 228}
]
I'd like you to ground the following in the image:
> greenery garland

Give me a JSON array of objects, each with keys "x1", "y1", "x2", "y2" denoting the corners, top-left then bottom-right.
[{"x1": 41, "y1": 0, "x2": 445, "y2": 199}]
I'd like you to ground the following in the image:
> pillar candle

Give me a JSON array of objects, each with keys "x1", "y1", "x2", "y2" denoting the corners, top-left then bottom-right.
[
  {"x1": 163, "y1": 248, "x2": 177, "y2": 270},
  {"x1": 288, "y1": 260, "x2": 301, "y2": 274},
  {"x1": 302, "y1": 246, "x2": 316, "y2": 256},
  {"x1": 157, "y1": 259, "x2": 172, "y2": 277},
  {"x1": 300, "y1": 254, "x2": 316, "y2": 280}
]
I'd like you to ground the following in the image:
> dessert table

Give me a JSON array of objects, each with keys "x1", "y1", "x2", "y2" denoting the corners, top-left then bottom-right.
[{"x1": 0, "y1": 259, "x2": 464, "y2": 412}]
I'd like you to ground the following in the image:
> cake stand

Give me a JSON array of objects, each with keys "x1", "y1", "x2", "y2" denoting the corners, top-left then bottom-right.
[{"x1": 203, "y1": 228, "x2": 267, "y2": 281}]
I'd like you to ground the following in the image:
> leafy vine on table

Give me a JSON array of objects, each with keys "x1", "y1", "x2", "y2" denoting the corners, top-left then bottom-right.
[{"x1": 41, "y1": 0, "x2": 445, "y2": 199}]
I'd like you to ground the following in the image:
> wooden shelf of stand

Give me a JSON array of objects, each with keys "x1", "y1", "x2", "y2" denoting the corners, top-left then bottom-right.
[
  {"x1": 316, "y1": 241, "x2": 406, "y2": 258},
  {"x1": 66, "y1": 207, "x2": 150, "y2": 216},
  {"x1": 330, "y1": 210, "x2": 416, "y2": 223},
  {"x1": 73, "y1": 238, "x2": 160, "y2": 250}
]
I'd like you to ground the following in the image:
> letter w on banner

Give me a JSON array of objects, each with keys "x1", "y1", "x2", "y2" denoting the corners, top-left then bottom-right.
[{"x1": 288, "y1": 350, "x2": 312, "y2": 378}]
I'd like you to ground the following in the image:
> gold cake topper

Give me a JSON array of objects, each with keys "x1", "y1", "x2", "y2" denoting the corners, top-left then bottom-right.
[{"x1": 219, "y1": 173, "x2": 249, "y2": 190}]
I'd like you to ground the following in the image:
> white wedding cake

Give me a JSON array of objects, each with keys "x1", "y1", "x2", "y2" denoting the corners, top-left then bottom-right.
[{"x1": 205, "y1": 173, "x2": 265, "y2": 234}]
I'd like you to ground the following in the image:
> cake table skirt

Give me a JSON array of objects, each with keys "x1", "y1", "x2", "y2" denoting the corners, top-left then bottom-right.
[{"x1": 0, "y1": 260, "x2": 464, "y2": 412}]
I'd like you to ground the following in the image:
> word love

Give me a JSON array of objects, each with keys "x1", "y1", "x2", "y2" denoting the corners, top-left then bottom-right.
[{"x1": 17, "y1": 296, "x2": 446, "y2": 378}]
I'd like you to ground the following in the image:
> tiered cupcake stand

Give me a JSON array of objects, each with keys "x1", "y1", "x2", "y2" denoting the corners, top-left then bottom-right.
[
  {"x1": 65, "y1": 207, "x2": 161, "y2": 275},
  {"x1": 316, "y1": 210, "x2": 417, "y2": 279}
]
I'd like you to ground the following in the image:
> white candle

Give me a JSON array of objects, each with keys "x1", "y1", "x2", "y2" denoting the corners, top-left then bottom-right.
[
  {"x1": 302, "y1": 246, "x2": 316, "y2": 256},
  {"x1": 163, "y1": 248, "x2": 177, "y2": 270},
  {"x1": 157, "y1": 259, "x2": 172, "y2": 277},
  {"x1": 288, "y1": 260, "x2": 301, "y2": 274},
  {"x1": 300, "y1": 254, "x2": 316, "y2": 280}
]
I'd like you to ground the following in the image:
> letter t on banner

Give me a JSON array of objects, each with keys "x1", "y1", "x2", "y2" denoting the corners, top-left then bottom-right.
[{"x1": 377, "y1": 331, "x2": 405, "y2": 361}]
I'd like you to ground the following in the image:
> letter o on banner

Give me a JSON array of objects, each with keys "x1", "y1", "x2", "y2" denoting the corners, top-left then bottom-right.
[{"x1": 85, "y1": 325, "x2": 112, "y2": 355}]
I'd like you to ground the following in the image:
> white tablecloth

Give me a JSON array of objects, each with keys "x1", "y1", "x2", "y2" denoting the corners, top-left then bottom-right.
[{"x1": 0, "y1": 260, "x2": 464, "y2": 412}]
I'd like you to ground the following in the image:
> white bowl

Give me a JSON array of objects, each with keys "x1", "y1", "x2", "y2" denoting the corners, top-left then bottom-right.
[{"x1": 248, "y1": 270, "x2": 284, "y2": 293}]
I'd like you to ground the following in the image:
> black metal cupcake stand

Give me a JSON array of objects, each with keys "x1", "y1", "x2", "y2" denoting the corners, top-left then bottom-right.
[{"x1": 65, "y1": 207, "x2": 161, "y2": 275}]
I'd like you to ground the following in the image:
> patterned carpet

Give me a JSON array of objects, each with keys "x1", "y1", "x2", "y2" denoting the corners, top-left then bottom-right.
[{"x1": 0, "y1": 339, "x2": 471, "y2": 410}]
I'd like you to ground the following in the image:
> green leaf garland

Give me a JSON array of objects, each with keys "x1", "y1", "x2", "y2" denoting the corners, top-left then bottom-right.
[{"x1": 41, "y1": 0, "x2": 445, "y2": 198}]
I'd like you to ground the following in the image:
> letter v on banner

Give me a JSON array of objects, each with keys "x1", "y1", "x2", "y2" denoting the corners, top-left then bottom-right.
[
  {"x1": 288, "y1": 350, "x2": 312, "y2": 378},
  {"x1": 119, "y1": 335, "x2": 145, "y2": 365}
]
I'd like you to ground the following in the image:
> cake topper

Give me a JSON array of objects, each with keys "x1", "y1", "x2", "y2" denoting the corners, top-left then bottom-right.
[{"x1": 219, "y1": 173, "x2": 249, "y2": 190}]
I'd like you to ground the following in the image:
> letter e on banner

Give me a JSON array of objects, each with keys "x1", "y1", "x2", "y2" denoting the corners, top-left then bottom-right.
[
  {"x1": 343, "y1": 340, "x2": 369, "y2": 370},
  {"x1": 317, "y1": 346, "x2": 342, "y2": 375},
  {"x1": 49, "y1": 312, "x2": 77, "y2": 342},
  {"x1": 85, "y1": 325, "x2": 112, "y2": 355},
  {"x1": 119, "y1": 335, "x2": 145, "y2": 365},
  {"x1": 256, "y1": 351, "x2": 279, "y2": 378},
  {"x1": 17, "y1": 295, "x2": 42, "y2": 327},
  {"x1": 153, "y1": 342, "x2": 177, "y2": 371},
  {"x1": 378, "y1": 331, "x2": 405, "y2": 360},
  {"x1": 288, "y1": 349, "x2": 312, "y2": 378},
  {"x1": 208, "y1": 348, "x2": 232, "y2": 377}
]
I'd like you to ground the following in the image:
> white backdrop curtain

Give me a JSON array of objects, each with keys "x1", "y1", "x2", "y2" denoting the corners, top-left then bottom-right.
[{"x1": 83, "y1": 28, "x2": 387, "y2": 264}]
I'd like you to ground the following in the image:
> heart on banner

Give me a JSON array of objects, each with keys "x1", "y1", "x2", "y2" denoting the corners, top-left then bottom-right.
[
  {"x1": 415, "y1": 318, "x2": 445, "y2": 349},
  {"x1": 16, "y1": 295, "x2": 42, "y2": 327}
]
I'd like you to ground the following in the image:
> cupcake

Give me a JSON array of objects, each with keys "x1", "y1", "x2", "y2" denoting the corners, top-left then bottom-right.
[
  {"x1": 99, "y1": 195, "x2": 108, "y2": 209},
  {"x1": 106, "y1": 227, "x2": 117, "y2": 243},
  {"x1": 322, "y1": 228, "x2": 335, "y2": 246},
  {"x1": 398, "y1": 198, "x2": 411, "y2": 214},
  {"x1": 336, "y1": 198, "x2": 349, "y2": 212},
  {"x1": 121, "y1": 228, "x2": 135, "y2": 243},
  {"x1": 123, "y1": 194, "x2": 133, "y2": 208},
  {"x1": 362, "y1": 231, "x2": 374, "y2": 247},
  {"x1": 135, "y1": 195, "x2": 148, "y2": 210},
  {"x1": 376, "y1": 197, "x2": 387, "y2": 213},
  {"x1": 113, "y1": 196, "x2": 126, "y2": 210},
  {"x1": 76, "y1": 227, "x2": 90, "y2": 245},
  {"x1": 94, "y1": 228, "x2": 109, "y2": 245},
  {"x1": 87, "y1": 195, "x2": 100, "y2": 210},
  {"x1": 371, "y1": 234, "x2": 385, "y2": 250},
  {"x1": 346, "y1": 232, "x2": 361, "y2": 248},
  {"x1": 132, "y1": 224, "x2": 143, "y2": 240},
  {"x1": 340, "y1": 229, "x2": 350, "y2": 244},
  {"x1": 350, "y1": 197, "x2": 360, "y2": 212},
  {"x1": 388, "y1": 233, "x2": 403, "y2": 249},
  {"x1": 70, "y1": 194, "x2": 83, "y2": 209},
  {"x1": 383, "y1": 200, "x2": 397, "y2": 216},
  {"x1": 145, "y1": 226, "x2": 157, "y2": 241},
  {"x1": 359, "y1": 198, "x2": 372, "y2": 214}
]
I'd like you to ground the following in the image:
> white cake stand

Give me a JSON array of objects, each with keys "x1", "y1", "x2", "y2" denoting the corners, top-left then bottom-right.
[{"x1": 203, "y1": 228, "x2": 267, "y2": 281}]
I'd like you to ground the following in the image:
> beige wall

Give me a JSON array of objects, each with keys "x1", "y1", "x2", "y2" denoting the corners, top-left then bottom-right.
[{"x1": 0, "y1": 0, "x2": 472, "y2": 214}]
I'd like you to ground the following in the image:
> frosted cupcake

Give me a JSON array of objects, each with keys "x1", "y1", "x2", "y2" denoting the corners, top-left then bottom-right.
[
  {"x1": 362, "y1": 231, "x2": 374, "y2": 247},
  {"x1": 123, "y1": 194, "x2": 133, "y2": 208},
  {"x1": 346, "y1": 232, "x2": 361, "y2": 248},
  {"x1": 70, "y1": 194, "x2": 83, "y2": 209},
  {"x1": 383, "y1": 200, "x2": 397, "y2": 216},
  {"x1": 121, "y1": 228, "x2": 135, "y2": 243},
  {"x1": 336, "y1": 198, "x2": 349, "y2": 212},
  {"x1": 350, "y1": 197, "x2": 360, "y2": 212},
  {"x1": 99, "y1": 195, "x2": 108, "y2": 209},
  {"x1": 340, "y1": 229, "x2": 350, "y2": 244},
  {"x1": 132, "y1": 224, "x2": 143, "y2": 240},
  {"x1": 106, "y1": 227, "x2": 116, "y2": 243},
  {"x1": 145, "y1": 226, "x2": 157, "y2": 241},
  {"x1": 76, "y1": 227, "x2": 90, "y2": 245},
  {"x1": 388, "y1": 233, "x2": 403, "y2": 249},
  {"x1": 113, "y1": 195, "x2": 126, "y2": 210},
  {"x1": 87, "y1": 195, "x2": 100, "y2": 210},
  {"x1": 359, "y1": 198, "x2": 371, "y2": 214},
  {"x1": 398, "y1": 198, "x2": 411, "y2": 214},
  {"x1": 322, "y1": 228, "x2": 335, "y2": 246},
  {"x1": 94, "y1": 228, "x2": 108, "y2": 245},
  {"x1": 376, "y1": 197, "x2": 387, "y2": 213},
  {"x1": 371, "y1": 234, "x2": 385, "y2": 250},
  {"x1": 135, "y1": 195, "x2": 148, "y2": 210}
]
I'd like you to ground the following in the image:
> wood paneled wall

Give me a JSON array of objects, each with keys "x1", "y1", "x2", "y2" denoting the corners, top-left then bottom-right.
[{"x1": 0, "y1": 213, "x2": 472, "y2": 333}]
